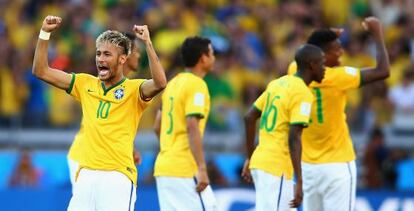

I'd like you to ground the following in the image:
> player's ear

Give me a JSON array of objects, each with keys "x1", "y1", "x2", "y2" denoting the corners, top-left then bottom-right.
[{"x1": 119, "y1": 54, "x2": 127, "y2": 65}]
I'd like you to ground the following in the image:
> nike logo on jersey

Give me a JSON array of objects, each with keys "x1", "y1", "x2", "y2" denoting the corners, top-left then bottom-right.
[{"x1": 87, "y1": 89, "x2": 94, "y2": 93}]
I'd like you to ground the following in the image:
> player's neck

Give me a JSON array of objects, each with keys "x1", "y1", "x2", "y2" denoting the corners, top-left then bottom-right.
[
  {"x1": 102, "y1": 74, "x2": 125, "y2": 88},
  {"x1": 186, "y1": 67, "x2": 206, "y2": 78},
  {"x1": 295, "y1": 71, "x2": 312, "y2": 85}
]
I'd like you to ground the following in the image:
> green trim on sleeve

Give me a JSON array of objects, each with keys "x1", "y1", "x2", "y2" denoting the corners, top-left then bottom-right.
[
  {"x1": 359, "y1": 70, "x2": 364, "y2": 87},
  {"x1": 290, "y1": 122, "x2": 309, "y2": 127},
  {"x1": 66, "y1": 73, "x2": 76, "y2": 94},
  {"x1": 186, "y1": 113, "x2": 205, "y2": 119},
  {"x1": 253, "y1": 104, "x2": 262, "y2": 112},
  {"x1": 138, "y1": 80, "x2": 152, "y2": 102}
]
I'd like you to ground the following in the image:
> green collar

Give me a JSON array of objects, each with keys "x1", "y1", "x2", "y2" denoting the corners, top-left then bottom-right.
[{"x1": 101, "y1": 77, "x2": 126, "y2": 96}]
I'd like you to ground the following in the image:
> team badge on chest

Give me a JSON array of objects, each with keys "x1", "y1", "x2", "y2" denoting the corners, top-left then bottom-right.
[{"x1": 114, "y1": 88, "x2": 125, "y2": 100}]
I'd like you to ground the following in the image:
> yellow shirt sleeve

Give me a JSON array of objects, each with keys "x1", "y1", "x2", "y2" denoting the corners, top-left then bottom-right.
[
  {"x1": 289, "y1": 88, "x2": 313, "y2": 125},
  {"x1": 136, "y1": 79, "x2": 153, "y2": 110},
  {"x1": 184, "y1": 81, "x2": 209, "y2": 118},
  {"x1": 287, "y1": 62, "x2": 298, "y2": 75},
  {"x1": 253, "y1": 90, "x2": 267, "y2": 112},
  {"x1": 330, "y1": 66, "x2": 361, "y2": 90},
  {"x1": 66, "y1": 73, "x2": 92, "y2": 101}
]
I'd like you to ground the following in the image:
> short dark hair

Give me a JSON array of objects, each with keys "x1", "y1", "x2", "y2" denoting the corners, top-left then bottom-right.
[
  {"x1": 180, "y1": 36, "x2": 211, "y2": 67},
  {"x1": 96, "y1": 30, "x2": 131, "y2": 55},
  {"x1": 295, "y1": 44, "x2": 323, "y2": 70},
  {"x1": 124, "y1": 33, "x2": 137, "y2": 50},
  {"x1": 307, "y1": 29, "x2": 338, "y2": 50}
]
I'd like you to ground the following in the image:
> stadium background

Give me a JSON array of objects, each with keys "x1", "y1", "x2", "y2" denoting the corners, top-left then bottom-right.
[{"x1": 0, "y1": 0, "x2": 414, "y2": 210}]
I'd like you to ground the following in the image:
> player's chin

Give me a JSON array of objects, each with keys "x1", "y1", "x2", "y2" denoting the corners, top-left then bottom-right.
[{"x1": 98, "y1": 75, "x2": 110, "y2": 81}]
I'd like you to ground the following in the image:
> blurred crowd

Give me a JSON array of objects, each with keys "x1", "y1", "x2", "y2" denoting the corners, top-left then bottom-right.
[{"x1": 1, "y1": 0, "x2": 414, "y2": 189}]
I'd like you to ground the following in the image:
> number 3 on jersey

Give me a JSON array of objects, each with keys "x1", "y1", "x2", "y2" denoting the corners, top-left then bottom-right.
[
  {"x1": 260, "y1": 93, "x2": 280, "y2": 132},
  {"x1": 166, "y1": 97, "x2": 174, "y2": 134}
]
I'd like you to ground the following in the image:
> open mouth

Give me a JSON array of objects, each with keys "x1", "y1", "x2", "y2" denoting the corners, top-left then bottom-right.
[{"x1": 98, "y1": 65, "x2": 109, "y2": 77}]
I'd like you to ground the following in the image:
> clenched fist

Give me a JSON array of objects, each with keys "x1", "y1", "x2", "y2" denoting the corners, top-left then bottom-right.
[
  {"x1": 133, "y1": 25, "x2": 151, "y2": 44},
  {"x1": 42, "y1": 16, "x2": 62, "y2": 33},
  {"x1": 362, "y1": 17, "x2": 383, "y2": 39}
]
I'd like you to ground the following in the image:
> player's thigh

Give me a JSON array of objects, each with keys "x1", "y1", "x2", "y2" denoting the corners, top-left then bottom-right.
[
  {"x1": 96, "y1": 171, "x2": 136, "y2": 211},
  {"x1": 156, "y1": 176, "x2": 205, "y2": 211},
  {"x1": 323, "y1": 161, "x2": 356, "y2": 211},
  {"x1": 200, "y1": 184, "x2": 218, "y2": 211},
  {"x1": 251, "y1": 169, "x2": 292, "y2": 211},
  {"x1": 67, "y1": 169, "x2": 95, "y2": 211},
  {"x1": 302, "y1": 162, "x2": 323, "y2": 211},
  {"x1": 67, "y1": 158, "x2": 79, "y2": 192},
  {"x1": 155, "y1": 177, "x2": 175, "y2": 211}
]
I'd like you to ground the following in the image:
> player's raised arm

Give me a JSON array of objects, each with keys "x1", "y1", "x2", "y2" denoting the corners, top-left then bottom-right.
[
  {"x1": 288, "y1": 125, "x2": 304, "y2": 208},
  {"x1": 134, "y1": 25, "x2": 167, "y2": 100},
  {"x1": 360, "y1": 16, "x2": 390, "y2": 86},
  {"x1": 32, "y1": 15, "x2": 72, "y2": 90},
  {"x1": 241, "y1": 106, "x2": 261, "y2": 183}
]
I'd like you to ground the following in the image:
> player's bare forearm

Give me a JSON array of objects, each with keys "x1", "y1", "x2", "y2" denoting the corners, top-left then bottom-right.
[
  {"x1": 360, "y1": 17, "x2": 390, "y2": 86},
  {"x1": 289, "y1": 125, "x2": 304, "y2": 208},
  {"x1": 244, "y1": 107, "x2": 261, "y2": 158},
  {"x1": 186, "y1": 117, "x2": 207, "y2": 171},
  {"x1": 289, "y1": 125, "x2": 303, "y2": 185},
  {"x1": 33, "y1": 16, "x2": 71, "y2": 90},
  {"x1": 187, "y1": 116, "x2": 210, "y2": 192},
  {"x1": 153, "y1": 109, "x2": 162, "y2": 141},
  {"x1": 134, "y1": 25, "x2": 167, "y2": 99}
]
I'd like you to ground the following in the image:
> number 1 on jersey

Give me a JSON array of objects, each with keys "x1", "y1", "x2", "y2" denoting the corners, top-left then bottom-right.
[{"x1": 313, "y1": 88, "x2": 324, "y2": 123}]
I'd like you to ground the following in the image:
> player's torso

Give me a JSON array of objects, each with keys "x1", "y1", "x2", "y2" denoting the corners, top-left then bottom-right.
[
  {"x1": 250, "y1": 76, "x2": 310, "y2": 179},
  {"x1": 155, "y1": 72, "x2": 210, "y2": 177},
  {"x1": 303, "y1": 69, "x2": 356, "y2": 163}
]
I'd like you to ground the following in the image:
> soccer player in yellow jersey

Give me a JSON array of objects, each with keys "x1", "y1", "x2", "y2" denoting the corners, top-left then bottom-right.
[
  {"x1": 67, "y1": 32, "x2": 143, "y2": 190},
  {"x1": 287, "y1": 17, "x2": 390, "y2": 211},
  {"x1": 32, "y1": 16, "x2": 167, "y2": 211},
  {"x1": 242, "y1": 44, "x2": 326, "y2": 211},
  {"x1": 153, "y1": 37, "x2": 217, "y2": 211}
]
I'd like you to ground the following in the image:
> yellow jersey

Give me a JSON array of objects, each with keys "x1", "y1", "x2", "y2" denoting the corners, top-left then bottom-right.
[
  {"x1": 288, "y1": 62, "x2": 361, "y2": 163},
  {"x1": 67, "y1": 73, "x2": 150, "y2": 184},
  {"x1": 249, "y1": 75, "x2": 313, "y2": 179},
  {"x1": 154, "y1": 72, "x2": 210, "y2": 177}
]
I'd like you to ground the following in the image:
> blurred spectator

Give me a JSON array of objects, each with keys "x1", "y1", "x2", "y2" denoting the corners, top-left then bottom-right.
[
  {"x1": 362, "y1": 128, "x2": 389, "y2": 188},
  {"x1": 388, "y1": 68, "x2": 414, "y2": 134},
  {"x1": 9, "y1": 149, "x2": 40, "y2": 188}
]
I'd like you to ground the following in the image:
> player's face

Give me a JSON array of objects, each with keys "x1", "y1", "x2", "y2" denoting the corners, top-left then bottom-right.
[
  {"x1": 96, "y1": 42, "x2": 126, "y2": 82},
  {"x1": 202, "y1": 44, "x2": 215, "y2": 72},
  {"x1": 125, "y1": 40, "x2": 140, "y2": 74},
  {"x1": 312, "y1": 53, "x2": 326, "y2": 83},
  {"x1": 323, "y1": 39, "x2": 343, "y2": 67}
]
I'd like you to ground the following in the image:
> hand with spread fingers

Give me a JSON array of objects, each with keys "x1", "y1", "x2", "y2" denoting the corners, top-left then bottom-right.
[{"x1": 42, "y1": 15, "x2": 62, "y2": 33}]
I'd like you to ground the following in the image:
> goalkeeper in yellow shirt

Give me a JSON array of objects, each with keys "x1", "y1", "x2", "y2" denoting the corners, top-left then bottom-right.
[{"x1": 287, "y1": 17, "x2": 390, "y2": 211}]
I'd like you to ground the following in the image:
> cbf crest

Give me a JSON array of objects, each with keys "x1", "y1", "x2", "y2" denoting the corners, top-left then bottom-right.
[{"x1": 114, "y1": 88, "x2": 125, "y2": 100}]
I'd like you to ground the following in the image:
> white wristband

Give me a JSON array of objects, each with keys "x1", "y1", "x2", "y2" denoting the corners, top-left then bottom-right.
[{"x1": 39, "y1": 30, "x2": 51, "y2": 40}]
